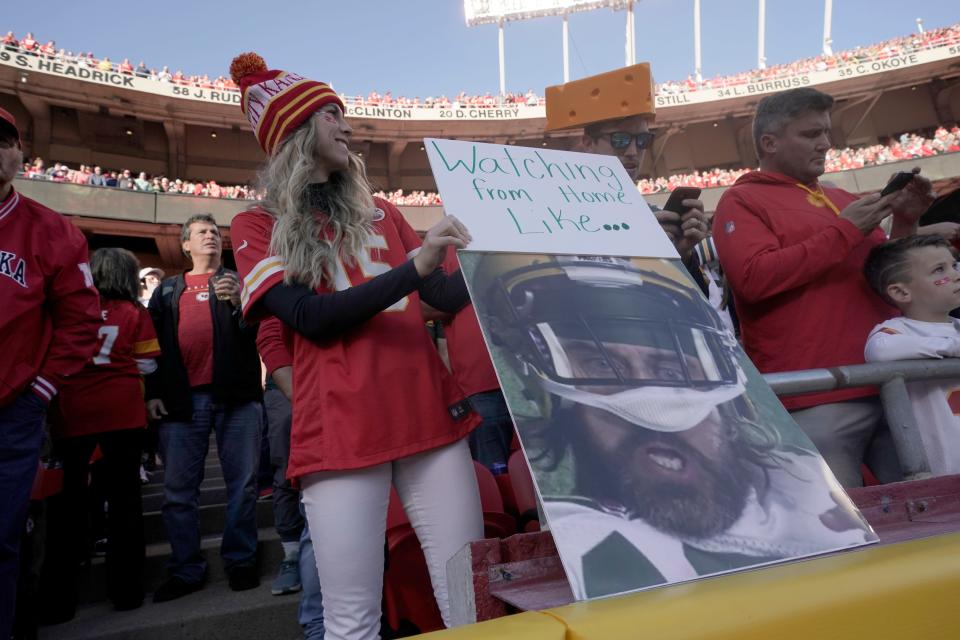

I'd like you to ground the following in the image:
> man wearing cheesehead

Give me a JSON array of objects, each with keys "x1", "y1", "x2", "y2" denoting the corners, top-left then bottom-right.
[{"x1": 544, "y1": 63, "x2": 709, "y2": 287}]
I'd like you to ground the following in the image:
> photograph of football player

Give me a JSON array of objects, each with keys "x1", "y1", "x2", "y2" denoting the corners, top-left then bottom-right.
[{"x1": 461, "y1": 252, "x2": 878, "y2": 600}]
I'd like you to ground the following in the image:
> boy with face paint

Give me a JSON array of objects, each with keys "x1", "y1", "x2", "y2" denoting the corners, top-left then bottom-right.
[{"x1": 864, "y1": 234, "x2": 960, "y2": 476}]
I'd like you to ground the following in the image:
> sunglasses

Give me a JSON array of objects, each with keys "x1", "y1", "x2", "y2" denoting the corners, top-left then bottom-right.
[{"x1": 605, "y1": 131, "x2": 655, "y2": 151}]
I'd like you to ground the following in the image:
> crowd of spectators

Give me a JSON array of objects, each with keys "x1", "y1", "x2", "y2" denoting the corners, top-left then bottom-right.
[
  {"x1": 657, "y1": 23, "x2": 960, "y2": 94},
  {"x1": 19, "y1": 160, "x2": 261, "y2": 200},
  {"x1": 17, "y1": 125, "x2": 960, "y2": 204},
  {"x1": 5, "y1": 22, "x2": 958, "y2": 107},
  {"x1": 345, "y1": 89, "x2": 542, "y2": 109},
  {"x1": 638, "y1": 126, "x2": 960, "y2": 193},
  {"x1": 371, "y1": 188, "x2": 443, "y2": 206},
  {"x1": 2, "y1": 31, "x2": 239, "y2": 92}
]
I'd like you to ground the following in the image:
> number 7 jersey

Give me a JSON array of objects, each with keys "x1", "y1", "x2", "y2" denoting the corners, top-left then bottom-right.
[
  {"x1": 232, "y1": 198, "x2": 478, "y2": 476},
  {"x1": 53, "y1": 298, "x2": 161, "y2": 438}
]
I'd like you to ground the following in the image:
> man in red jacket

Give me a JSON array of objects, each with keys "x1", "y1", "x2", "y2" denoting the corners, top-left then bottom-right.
[
  {"x1": 0, "y1": 107, "x2": 101, "y2": 636},
  {"x1": 713, "y1": 88, "x2": 933, "y2": 488}
]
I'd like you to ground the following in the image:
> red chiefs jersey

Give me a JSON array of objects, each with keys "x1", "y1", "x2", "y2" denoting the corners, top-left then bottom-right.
[
  {"x1": 441, "y1": 251, "x2": 500, "y2": 397},
  {"x1": 0, "y1": 187, "x2": 101, "y2": 407},
  {"x1": 53, "y1": 299, "x2": 160, "y2": 438},
  {"x1": 231, "y1": 198, "x2": 478, "y2": 476},
  {"x1": 178, "y1": 272, "x2": 215, "y2": 387}
]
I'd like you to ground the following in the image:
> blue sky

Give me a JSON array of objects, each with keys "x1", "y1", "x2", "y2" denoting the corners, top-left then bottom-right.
[{"x1": 5, "y1": 1, "x2": 958, "y2": 97}]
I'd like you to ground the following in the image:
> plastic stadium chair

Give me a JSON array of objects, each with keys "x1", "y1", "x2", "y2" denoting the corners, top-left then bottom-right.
[
  {"x1": 508, "y1": 450, "x2": 540, "y2": 532},
  {"x1": 473, "y1": 461, "x2": 505, "y2": 512},
  {"x1": 383, "y1": 525, "x2": 443, "y2": 634}
]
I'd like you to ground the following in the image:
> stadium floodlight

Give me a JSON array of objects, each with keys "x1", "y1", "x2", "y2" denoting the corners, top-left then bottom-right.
[
  {"x1": 822, "y1": 0, "x2": 834, "y2": 56},
  {"x1": 464, "y1": 0, "x2": 634, "y2": 26},
  {"x1": 465, "y1": 0, "x2": 638, "y2": 94},
  {"x1": 757, "y1": 0, "x2": 767, "y2": 69}
]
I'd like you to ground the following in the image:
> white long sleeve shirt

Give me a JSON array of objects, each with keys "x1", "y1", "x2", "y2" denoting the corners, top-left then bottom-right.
[{"x1": 864, "y1": 316, "x2": 960, "y2": 475}]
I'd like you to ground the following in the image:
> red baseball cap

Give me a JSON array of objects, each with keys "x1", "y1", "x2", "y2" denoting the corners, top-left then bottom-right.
[{"x1": 0, "y1": 107, "x2": 21, "y2": 146}]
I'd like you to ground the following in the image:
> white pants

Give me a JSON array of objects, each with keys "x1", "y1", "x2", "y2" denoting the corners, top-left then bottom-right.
[{"x1": 300, "y1": 438, "x2": 483, "y2": 640}]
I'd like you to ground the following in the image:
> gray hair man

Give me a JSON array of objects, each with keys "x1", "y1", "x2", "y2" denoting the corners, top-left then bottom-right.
[{"x1": 713, "y1": 87, "x2": 934, "y2": 487}]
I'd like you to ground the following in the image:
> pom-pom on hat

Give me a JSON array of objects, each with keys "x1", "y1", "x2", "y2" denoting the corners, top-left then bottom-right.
[{"x1": 229, "y1": 52, "x2": 344, "y2": 155}]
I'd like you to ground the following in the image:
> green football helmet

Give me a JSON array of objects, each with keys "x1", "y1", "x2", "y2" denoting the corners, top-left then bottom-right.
[{"x1": 471, "y1": 254, "x2": 746, "y2": 432}]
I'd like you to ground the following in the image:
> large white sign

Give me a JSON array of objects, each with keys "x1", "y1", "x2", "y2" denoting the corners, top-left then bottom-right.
[
  {"x1": 2, "y1": 43, "x2": 958, "y2": 118},
  {"x1": 426, "y1": 137, "x2": 676, "y2": 256}
]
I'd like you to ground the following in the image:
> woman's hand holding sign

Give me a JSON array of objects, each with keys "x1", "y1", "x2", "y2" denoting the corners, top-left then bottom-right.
[{"x1": 414, "y1": 215, "x2": 472, "y2": 277}]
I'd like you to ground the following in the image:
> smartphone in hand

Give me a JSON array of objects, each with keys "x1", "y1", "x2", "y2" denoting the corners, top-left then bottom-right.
[
  {"x1": 663, "y1": 187, "x2": 702, "y2": 214},
  {"x1": 880, "y1": 171, "x2": 915, "y2": 197}
]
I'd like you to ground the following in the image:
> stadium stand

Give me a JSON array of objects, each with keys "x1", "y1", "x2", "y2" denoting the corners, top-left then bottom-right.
[
  {"x1": 657, "y1": 23, "x2": 960, "y2": 93},
  {"x1": 3, "y1": 23, "x2": 957, "y2": 105},
  {"x1": 2, "y1": 19, "x2": 959, "y2": 640},
  {"x1": 16, "y1": 126, "x2": 960, "y2": 204}
]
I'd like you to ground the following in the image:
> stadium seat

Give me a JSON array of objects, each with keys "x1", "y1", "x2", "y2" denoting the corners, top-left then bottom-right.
[
  {"x1": 861, "y1": 464, "x2": 880, "y2": 487},
  {"x1": 508, "y1": 450, "x2": 541, "y2": 532},
  {"x1": 473, "y1": 461, "x2": 518, "y2": 536},
  {"x1": 473, "y1": 461, "x2": 505, "y2": 512},
  {"x1": 383, "y1": 466, "x2": 516, "y2": 634},
  {"x1": 496, "y1": 470, "x2": 518, "y2": 516},
  {"x1": 383, "y1": 525, "x2": 444, "y2": 634}
]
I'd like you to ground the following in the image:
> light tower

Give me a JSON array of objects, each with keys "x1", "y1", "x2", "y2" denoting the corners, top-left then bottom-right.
[{"x1": 463, "y1": 0, "x2": 638, "y2": 96}]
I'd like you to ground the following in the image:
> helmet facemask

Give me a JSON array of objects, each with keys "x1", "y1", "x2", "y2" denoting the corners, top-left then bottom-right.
[{"x1": 486, "y1": 258, "x2": 746, "y2": 432}]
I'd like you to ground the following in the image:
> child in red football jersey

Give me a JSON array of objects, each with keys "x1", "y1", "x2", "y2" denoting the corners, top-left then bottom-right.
[
  {"x1": 228, "y1": 53, "x2": 483, "y2": 639},
  {"x1": 43, "y1": 248, "x2": 160, "y2": 620}
]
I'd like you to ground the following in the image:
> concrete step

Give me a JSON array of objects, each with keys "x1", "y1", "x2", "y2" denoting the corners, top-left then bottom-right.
[
  {"x1": 41, "y1": 578, "x2": 301, "y2": 640},
  {"x1": 143, "y1": 461, "x2": 224, "y2": 488},
  {"x1": 141, "y1": 480, "x2": 229, "y2": 512},
  {"x1": 143, "y1": 498, "x2": 274, "y2": 546},
  {"x1": 77, "y1": 526, "x2": 285, "y2": 606}
]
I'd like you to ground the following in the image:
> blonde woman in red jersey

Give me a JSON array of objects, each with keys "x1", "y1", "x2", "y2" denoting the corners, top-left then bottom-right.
[
  {"x1": 44, "y1": 248, "x2": 160, "y2": 620},
  {"x1": 228, "y1": 54, "x2": 483, "y2": 640}
]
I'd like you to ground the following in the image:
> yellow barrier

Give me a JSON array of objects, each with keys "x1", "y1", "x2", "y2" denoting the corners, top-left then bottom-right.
[
  {"x1": 418, "y1": 611, "x2": 566, "y2": 639},
  {"x1": 551, "y1": 532, "x2": 960, "y2": 639},
  {"x1": 426, "y1": 533, "x2": 960, "y2": 639}
]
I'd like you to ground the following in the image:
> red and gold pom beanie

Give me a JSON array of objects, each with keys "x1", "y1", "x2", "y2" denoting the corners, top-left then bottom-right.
[{"x1": 229, "y1": 52, "x2": 344, "y2": 155}]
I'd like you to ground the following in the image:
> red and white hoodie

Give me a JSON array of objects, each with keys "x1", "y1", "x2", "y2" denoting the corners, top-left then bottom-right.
[{"x1": 0, "y1": 187, "x2": 102, "y2": 407}]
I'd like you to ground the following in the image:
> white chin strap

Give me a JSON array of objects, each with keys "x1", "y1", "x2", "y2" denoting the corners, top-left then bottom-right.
[{"x1": 539, "y1": 376, "x2": 746, "y2": 433}]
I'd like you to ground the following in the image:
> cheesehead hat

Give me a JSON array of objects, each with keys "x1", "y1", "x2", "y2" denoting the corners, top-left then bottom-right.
[{"x1": 545, "y1": 63, "x2": 655, "y2": 132}]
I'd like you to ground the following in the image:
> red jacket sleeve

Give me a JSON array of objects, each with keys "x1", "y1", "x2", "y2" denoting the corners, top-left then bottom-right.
[
  {"x1": 257, "y1": 316, "x2": 293, "y2": 375},
  {"x1": 33, "y1": 225, "x2": 102, "y2": 401},
  {"x1": 132, "y1": 306, "x2": 161, "y2": 359},
  {"x1": 713, "y1": 189, "x2": 868, "y2": 304},
  {"x1": 232, "y1": 210, "x2": 285, "y2": 322}
]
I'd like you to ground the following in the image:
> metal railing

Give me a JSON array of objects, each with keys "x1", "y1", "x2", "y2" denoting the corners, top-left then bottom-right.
[{"x1": 763, "y1": 359, "x2": 960, "y2": 480}]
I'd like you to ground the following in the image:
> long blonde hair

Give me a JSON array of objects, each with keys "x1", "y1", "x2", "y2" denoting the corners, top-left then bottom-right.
[{"x1": 258, "y1": 114, "x2": 375, "y2": 289}]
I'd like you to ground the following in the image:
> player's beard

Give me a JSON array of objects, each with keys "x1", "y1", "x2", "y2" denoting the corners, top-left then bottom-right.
[{"x1": 575, "y1": 426, "x2": 753, "y2": 540}]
